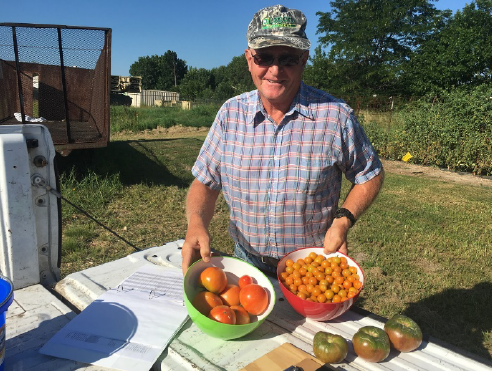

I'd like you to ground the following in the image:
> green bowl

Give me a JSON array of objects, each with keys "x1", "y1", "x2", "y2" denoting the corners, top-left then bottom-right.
[{"x1": 183, "y1": 256, "x2": 276, "y2": 340}]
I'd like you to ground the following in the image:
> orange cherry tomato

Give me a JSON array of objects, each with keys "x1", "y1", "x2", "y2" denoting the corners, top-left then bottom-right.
[
  {"x1": 317, "y1": 294, "x2": 327, "y2": 303},
  {"x1": 325, "y1": 289, "x2": 335, "y2": 300}
]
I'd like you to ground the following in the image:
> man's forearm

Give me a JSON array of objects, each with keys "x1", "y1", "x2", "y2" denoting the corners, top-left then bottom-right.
[
  {"x1": 186, "y1": 179, "x2": 220, "y2": 228},
  {"x1": 341, "y1": 169, "x2": 385, "y2": 221}
]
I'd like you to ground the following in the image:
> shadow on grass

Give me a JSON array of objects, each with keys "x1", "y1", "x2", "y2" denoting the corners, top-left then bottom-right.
[
  {"x1": 404, "y1": 281, "x2": 492, "y2": 362},
  {"x1": 56, "y1": 137, "x2": 204, "y2": 188},
  {"x1": 351, "y1": 282, "x2": 492, "y2": 364}
]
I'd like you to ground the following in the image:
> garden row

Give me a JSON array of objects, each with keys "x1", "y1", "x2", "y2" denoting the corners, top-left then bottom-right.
[{"x1": 363, "y1": 84, "x2": 492, "y2": 176}]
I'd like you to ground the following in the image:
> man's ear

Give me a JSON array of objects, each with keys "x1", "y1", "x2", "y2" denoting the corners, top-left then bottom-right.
[
  {"x1": 245, "y1": 49, "x2": 253, "y2": 72},
  {"x1": 301, "y1": 51, "x2": 309, "y2": 68}
]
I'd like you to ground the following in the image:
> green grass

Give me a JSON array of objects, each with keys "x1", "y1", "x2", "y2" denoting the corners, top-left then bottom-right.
[
  {"x1": 56, "y1": 109, "x2": 492, "y2": 361},
  {"x1": 345, "y1": 175, "x2": 492, "y2": 357},
  {"x1": 110, "y1": 104, "x2": 220, "y2": 132}
]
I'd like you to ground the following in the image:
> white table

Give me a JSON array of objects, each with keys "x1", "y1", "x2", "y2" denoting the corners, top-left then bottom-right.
[{"x1": 7, "y1": 240, "x2": 492, "y2": 371}]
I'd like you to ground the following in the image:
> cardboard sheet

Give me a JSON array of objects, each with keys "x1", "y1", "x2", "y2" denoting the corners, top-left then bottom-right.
[{"x1": 240, "y1": 342, "x2": 324, "y2": 371}]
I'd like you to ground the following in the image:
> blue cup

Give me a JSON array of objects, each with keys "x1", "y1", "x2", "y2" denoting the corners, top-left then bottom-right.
[{"x1": 0, "y1": 276, "x2": 14, "y2": 371}]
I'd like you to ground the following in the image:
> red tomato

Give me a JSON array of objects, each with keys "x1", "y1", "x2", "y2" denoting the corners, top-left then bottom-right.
[
  {"x1": 199, "y1": 266, "x2": 227, "y2": 294},
  {"x1": 230, "y1": 305, "x2": 251, "y2": 325},
  {"x1": 219, "y1": 284, "x2": 241, "y2": 307},
  {"x1": 239, "y1": 284, "x2": 269, "y2": 315},
  {"x1": 238, "y1": 275, "x2": 254, "y2": 289},
  {"x1": 192, "y1": 291, "x2": 223, "y2": 316},
  {"x1": 208, "y1": 305, "x2": 236, "y2": 324}
]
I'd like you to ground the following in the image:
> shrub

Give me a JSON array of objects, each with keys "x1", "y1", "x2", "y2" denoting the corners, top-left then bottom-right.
[{"x1": 364, "y1": 84, "x2": 492, "y2": 175}]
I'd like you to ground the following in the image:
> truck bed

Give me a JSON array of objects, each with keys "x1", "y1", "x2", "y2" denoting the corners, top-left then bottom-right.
[
  {"x1": 0, "y1": 119, "x2": 105, "y2": 150},
  {"x1": 7, "y1": 240, "x2": 492, "y2": 371}
]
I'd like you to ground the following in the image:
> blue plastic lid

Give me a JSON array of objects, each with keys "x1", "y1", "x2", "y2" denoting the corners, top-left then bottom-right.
[{"x1": 0, "y1": 275, "x2": 14, "y2": 313}]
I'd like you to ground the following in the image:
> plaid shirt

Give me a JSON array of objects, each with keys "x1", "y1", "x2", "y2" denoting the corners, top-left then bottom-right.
[{"x1": 192, "y1": 82, "x2": 382, "y2": 259}]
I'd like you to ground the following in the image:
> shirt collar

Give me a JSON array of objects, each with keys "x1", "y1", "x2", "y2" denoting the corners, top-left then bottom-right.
[
  {"x1": 290, "y1": 82, "x2": 315, "y2": 120},
  {"x1": 248, "y1": 82, "x2": 315, "y2": 125}
]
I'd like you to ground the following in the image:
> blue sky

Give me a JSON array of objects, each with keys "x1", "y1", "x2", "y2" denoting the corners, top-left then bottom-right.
[{"x1": 1, "y1": 0, "x2": 472, "y2": 76}]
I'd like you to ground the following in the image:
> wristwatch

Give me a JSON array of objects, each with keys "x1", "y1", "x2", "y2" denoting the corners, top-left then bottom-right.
[{"x1": 334, "y1": 208, "x2": 357, "y2": 227}]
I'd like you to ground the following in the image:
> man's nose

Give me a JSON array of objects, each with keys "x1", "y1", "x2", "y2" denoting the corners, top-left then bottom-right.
[{"x1": 268, "y1": 64, "x2": 282, "y2": 73}]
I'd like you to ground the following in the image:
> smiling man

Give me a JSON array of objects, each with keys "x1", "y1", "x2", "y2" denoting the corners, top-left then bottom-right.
[{"x1": 181, "y1": 5, "x2": 384, "y2": 276}]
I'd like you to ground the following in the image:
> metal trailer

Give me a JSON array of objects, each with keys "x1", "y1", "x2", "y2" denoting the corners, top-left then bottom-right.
[{"x1": 0, "y1": 23, "x2": 111, "y2": 154}]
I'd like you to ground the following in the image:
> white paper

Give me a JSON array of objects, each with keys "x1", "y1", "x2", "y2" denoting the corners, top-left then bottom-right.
[{"x1": 40, "y1": 264, "x2": 189, "y2": 371}]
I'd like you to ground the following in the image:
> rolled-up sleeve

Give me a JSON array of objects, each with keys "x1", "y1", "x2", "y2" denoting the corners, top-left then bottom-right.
[
  {"x1": 192, "y1": 115, "x2": 224, "y2": 191},
  {"x1": 339, "y1": 106, "x2": 383, "y2": 184}
]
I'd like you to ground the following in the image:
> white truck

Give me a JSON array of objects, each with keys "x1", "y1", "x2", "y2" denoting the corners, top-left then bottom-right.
[{"x1": 2, "y1": 123, "x2": 492, "y2": 371}]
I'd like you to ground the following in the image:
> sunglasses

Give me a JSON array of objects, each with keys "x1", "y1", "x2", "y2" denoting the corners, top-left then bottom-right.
[{"x1": 249, "y1": 50, "x2": 306, "y2": 67}]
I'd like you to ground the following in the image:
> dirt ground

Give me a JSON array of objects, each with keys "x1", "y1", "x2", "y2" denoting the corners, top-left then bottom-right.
[
  {"x1": 381, "y1": 159, "x2": 492, "y2": 188},
  {"x1": 112, "y1": 125, "x2": 492, "y2": 188}
]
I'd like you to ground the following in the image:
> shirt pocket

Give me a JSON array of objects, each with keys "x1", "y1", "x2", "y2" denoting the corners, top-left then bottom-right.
[{"x1": 294, "y1": 154, "x2": 331, "y2": 195}]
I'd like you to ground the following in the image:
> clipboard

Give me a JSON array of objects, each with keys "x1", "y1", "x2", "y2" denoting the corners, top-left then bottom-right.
[{"x1": 40, "y1": 264, "x2": 189, "y2": 371}]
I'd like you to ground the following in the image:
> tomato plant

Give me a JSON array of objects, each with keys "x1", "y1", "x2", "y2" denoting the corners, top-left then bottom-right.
[
  {"x1": 352, "y1": 326, "x2": 390, "y2": 363},
  {"x1": 230, "y1": 305, "x2": 251, "y2": 325},
  {"x1": 313, "y1": 331, "x2": 348, "y2": 364},
  {"x1": 238, "y1": 274, "x2": 254, "y2": 289},
  {"x1": 384, "y1": 314, "x2": 422, "y2": 352},
  {"x1": 209, "y1": 305, "x2": 236, "y2": 324},
  {"x1": 192, "y1": 291, "x2": 223, "y2": 316},
  {"x1": 219, "y1": 284, "x2": 241, "y2": 307},
  {"x1": 199, "y1": 266, "x2": 227, "y2": 294},
  {"x1": 239, "y1": 284, "x2": 268, "y2": 315}
]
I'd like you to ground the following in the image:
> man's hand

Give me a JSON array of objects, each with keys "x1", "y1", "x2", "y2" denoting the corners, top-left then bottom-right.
[
  {"x1": 323, "y1": 217, "x2": 350, "y2": 255},
  {"x1": 181, "y1": 224, "x2": 212, "y2": 275},
  {"x1": 182, "y1": 179, "x2": 220, "y2": 275}
]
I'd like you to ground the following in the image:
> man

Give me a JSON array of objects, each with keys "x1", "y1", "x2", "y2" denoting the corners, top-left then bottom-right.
[{"x1": 181, "y1": 5, "x2": 384, "y2": 276}]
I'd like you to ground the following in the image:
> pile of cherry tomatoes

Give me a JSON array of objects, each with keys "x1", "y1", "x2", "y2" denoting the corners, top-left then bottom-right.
[
  {"x1": 192, "y1": 266, "x2": 269, "y2": 325},
  {"x1": 279, "y1": 252, "x2": 363, "y2": 304}
]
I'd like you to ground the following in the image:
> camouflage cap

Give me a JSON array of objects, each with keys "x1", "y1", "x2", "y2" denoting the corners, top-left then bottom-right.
[{"x1": 247, "y1": 4, "x2": 310, "y2": 50}]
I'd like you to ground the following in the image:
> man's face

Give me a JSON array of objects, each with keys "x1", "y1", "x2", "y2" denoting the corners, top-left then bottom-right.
[{"x1": 245, "y1": 46, "x2": 309, "y2": 108}]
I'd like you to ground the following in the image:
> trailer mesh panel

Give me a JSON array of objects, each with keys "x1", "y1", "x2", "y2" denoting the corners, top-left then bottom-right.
[{"x1": 0, "y1": 24, "x2": 111, "y2": 150}]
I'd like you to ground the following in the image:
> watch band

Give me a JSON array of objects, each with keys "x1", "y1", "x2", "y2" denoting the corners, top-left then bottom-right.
[{"x1": 335, "y1": 208, "x2": 357, "y2": 227}]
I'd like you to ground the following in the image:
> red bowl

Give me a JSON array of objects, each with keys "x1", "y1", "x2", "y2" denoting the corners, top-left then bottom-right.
[{"x1": 277, "y1": 247, "x2": 365, "y2": 321}]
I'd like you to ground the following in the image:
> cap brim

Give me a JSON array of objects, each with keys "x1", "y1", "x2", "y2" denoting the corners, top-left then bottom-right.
[{"x1": 248, "y1": 36, "x2": 310, "y2": 50}]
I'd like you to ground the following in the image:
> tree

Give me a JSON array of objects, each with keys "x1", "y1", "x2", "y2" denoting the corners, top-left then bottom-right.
[
  {"x1": 315, "y1": 0, "x2": 445, "y2": 95},
  {"x1": 180, "y1": 55, "x2": 255, "y2": 102},
  {"x1": 179, "y1": 67, "x2": 214, "y2": 101},
  {"x1": 304, "y1": 46, "x2": 374, "y2": 96},
  {"x1": 303, "y1": 46, "x2": 338, "y2": 92},
  {"x1": 129, "y1": 51, "x2": 187, "y2": 90},
  {"x1": 211, "y1": 55, "x2": 255, "y2": 100},
  {"x1": 403, "y1": 0, "x2": 492, "y2": 95}
]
